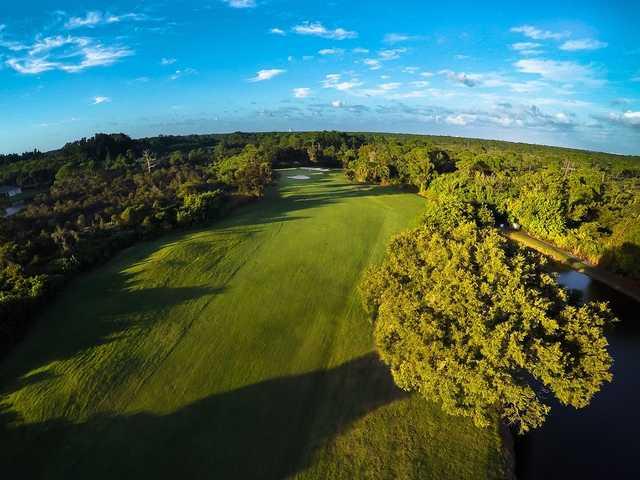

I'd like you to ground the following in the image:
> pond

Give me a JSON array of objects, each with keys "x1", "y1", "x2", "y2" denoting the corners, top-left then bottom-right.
[{"x1": 516, "y1": 268, "x2": 640, "y2": 479}]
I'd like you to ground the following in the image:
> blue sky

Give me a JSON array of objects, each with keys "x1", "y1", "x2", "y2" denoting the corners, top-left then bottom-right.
[{"x1": 1, "y1": 0, "x2": 639, "y2": 154}]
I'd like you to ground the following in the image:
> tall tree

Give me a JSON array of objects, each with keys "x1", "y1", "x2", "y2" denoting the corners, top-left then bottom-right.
[{"x1": 360, "y1": 200, "x2": 615, "y2": 433}]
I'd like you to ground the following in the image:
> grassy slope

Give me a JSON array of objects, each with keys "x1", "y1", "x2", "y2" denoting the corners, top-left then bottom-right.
[{"x1": 0, "y1": 169, "x2": 506, "y2": 479}]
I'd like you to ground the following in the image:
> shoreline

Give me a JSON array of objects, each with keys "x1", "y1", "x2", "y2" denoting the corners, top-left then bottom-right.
[{"x1": 506, "y1": 230, "x2": 640, "y2": 304}]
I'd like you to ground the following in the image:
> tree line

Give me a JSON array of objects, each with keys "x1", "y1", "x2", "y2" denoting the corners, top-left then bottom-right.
[{"x1": 1, "y1": 129, "x2": 638, "y2": 378}]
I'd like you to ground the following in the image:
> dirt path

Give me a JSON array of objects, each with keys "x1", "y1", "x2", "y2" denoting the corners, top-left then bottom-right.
[{"x1": 506, "y1": 230, "x2": 640, "y2": 304}]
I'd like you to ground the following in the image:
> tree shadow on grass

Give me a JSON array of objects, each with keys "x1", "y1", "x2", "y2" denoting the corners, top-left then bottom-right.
[
  {"x1": 0, "y1": 280, "x2": 226, "y2": 396},
  {"x1": 0, "y1": 353, "x2": 408, "y2": 479},
  {"x1": 225, "y1": 177, "x2": 418, "y2": 230}
]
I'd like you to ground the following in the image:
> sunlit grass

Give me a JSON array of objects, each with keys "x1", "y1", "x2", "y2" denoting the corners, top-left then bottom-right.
[{"x1": 0, "y1": 169, "x2": 508, "y2": 479}]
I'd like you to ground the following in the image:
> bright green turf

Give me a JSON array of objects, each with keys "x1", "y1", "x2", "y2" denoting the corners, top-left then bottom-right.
[{"x1": 0, "y1": 169, "x2": 507, "y2": 479}]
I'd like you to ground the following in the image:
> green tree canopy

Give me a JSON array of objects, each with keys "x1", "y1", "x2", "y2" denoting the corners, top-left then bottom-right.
[{"x1": 360, "y1": 200, "x2": 615, "y2": 433}]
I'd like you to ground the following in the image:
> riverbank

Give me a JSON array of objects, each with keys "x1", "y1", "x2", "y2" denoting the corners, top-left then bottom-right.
[{"x1": 506, "y1": 230, "x2": 640, "y2": 304}]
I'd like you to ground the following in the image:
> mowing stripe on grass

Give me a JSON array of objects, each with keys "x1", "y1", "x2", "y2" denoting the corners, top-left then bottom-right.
[{"x1": 0, "y1": 169, "x2": 508, "y2": 479}]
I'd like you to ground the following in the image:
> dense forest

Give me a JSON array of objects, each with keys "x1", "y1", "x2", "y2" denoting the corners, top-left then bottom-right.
[{"x1": 0, "y1": 131, "x2": 638, "y2": 357}]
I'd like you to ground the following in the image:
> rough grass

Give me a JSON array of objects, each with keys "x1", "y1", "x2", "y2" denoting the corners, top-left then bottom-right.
[{"x1": 0, "y1": 169, "x2": 507, "y2": 479}]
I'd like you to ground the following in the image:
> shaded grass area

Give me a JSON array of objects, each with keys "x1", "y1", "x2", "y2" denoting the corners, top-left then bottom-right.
[{"x1": 0, "y1": 170, "x2": 507, "y2": 479}]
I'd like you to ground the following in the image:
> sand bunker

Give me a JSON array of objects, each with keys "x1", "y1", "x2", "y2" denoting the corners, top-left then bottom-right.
[
  {"x1": 302, "y1": 167, "x2": 330, "y2": 172},
  {"x1": 288, "y1": 175, "x2": 311, "y2": 180}
]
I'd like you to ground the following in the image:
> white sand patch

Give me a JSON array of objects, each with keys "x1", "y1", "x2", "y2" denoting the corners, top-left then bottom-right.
[
  {"x1": 302, "y1": 167, "x2": 330, "y2": 172},
  {"x1": 288, "y1": 175, "x2": 311, "y2": 180}
]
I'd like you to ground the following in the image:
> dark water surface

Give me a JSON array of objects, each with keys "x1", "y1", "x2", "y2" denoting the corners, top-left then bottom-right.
[{"x1": 516, "y1": 268, "x2": 640, "y2": 479}]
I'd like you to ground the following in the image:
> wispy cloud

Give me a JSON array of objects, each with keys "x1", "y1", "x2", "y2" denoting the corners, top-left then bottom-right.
[
  {"x1": 511, "y1": 42, "x2": 542, "y2": 55},
  {"x1": 362, "y1": 48, "x2": 407, "y2": 70},
  {"x1": 319, "y1": 48, "x2": 344, "y2": 56},
  {"x1": 293, "y1": 87, "x2": 311, "y2": 98},
  {"x1": 223, "y1": 0, "x2": 256, "y2": 8},
  {"x1": 269, "y1": 28, "x2": 285, "y2": 35},
  {"x1": 559, "y1": 38, "x2": 607, "y2": 51},
  {"x1": 5, "y1": 34, "x2": 133, "y2": 74},
  {"x1": 161, "y1": 57, "x2": 176, "y2": 65},
  {"x1": 514, "y1": 58, "x2": 600, "y2": 84},
  {"x1": 292, "y1": 22, "x2": 357, "y2": 40},
  {"x1": 363, "y1": 59, "x2": 381, "y2": 70},
  {"x1": 379, "y1": 82, "x2": 402, "y2": 91},
  {"x1": 249, "y1": 68, "x2": 285, "y2": 82},
  {"x1": 170, "y1": 68, "x2": 197, "y2": 80},
  {"x1": 65, "y1": 11, "x2": 147, "y2": 29},
  {"x1": 322, "y1": 73, "x2": 362, "y2": 91},
  {"x1": 378, "y1": 48, "x2": 407, "y2": 60},
  {"x1": 383, "y1": 33, "x2": 415, "y2": 44},
  {"x1": 510, "y1": 25, "x2": 568, "y2": 40},
  {"x1": 92, "y1": 96, "x2": 111, "y2": 105}
]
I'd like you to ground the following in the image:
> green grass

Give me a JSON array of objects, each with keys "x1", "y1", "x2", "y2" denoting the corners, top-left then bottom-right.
[{"x1": 0, "y1": 169, "x2": 507, "y2": 479}]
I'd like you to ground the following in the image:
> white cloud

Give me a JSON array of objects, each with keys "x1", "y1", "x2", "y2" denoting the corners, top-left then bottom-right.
[
  {"x1": 335, "y1": 82, "x2": 361, "y2": 91},
  {"x1": 361, "y1": 48, "x2": 407, "y2": 71},
  {"x1": 92, "y1": 96, "x2": 111, "y2": 105},
  {"x1": 379, "y1": 82, "x2": 401, "y2": 90},
  {"x1": 559, "y1": 38, "x2": 607, "y2": 51},
  {"x1": 363, "y1": 59, "x2": 381, "y2": 70},
  {"x1": 511, "y1": 42, "x2": 542, "y2": 55},
  {"x1": 445, "y1": 113, "x2": 476, "y2": 126},
  {"x1": 402, "y1": 66, "x2": 420, "y2": 74},
  {"x1": 61, "y1": 45, "x2": 133, "y2": 72},
  {"x1": 293, "y1": 87, "x2": 311, "y2": 98},
  {"x1": 65, "y1": 11, "x2": 146, "y2": 29},
  {"x1": 352, "y1": 47, "x2": 369, "y2": 54},
  {"x1": 510, "y1": 25, "x2": 568, "y2": 40},
  {"x1": 170, "y1": 68, "x2": 197, "y2": 80},
  {"x1": 331, "y1": 100, "x2": 344, "y2": 108},
  {"x1": 161, "y1": 57, "x2": 176, "y2": 65},
  {"x1": 604, "y1": 110, "x2": 640, "y2": 128},
  {"x1": 269, "y1": 28, "x2": 285, "y2": 35},
  {"x1": 5, "y1": 36, "x2": 133, "y2": 74},
  {"x1": 410, "y1": 80, "x2": 430, "y2": 88},
  {"x1": 6, "y1": 58, "x2": 58, "y2": 74},
  {"x1": 319, "y1": 48, "x2": 344, "y2": 55},
  {"x1": 322, "y1": 73, "x2": 362, "y2": 90},
  {"x1": 65, "y1": 11, "x2": 103, "y2": 29},
  {"x1": 223, "y1": 0, "x2": 256, "y2": 8},
  {"x1": 439, "y1": 69, "x2": 481, "y2": 87},
  {"x1": 420, "y1": 72, "x2": 434, "y2": 78},
  {"x1": 514, "y1": 58, "x2": 599, "y2": 84},
  {"x1": 249, "y1": 68, "x2": 285, "y2": 82},
  {"x1": 292, "y1": 21, "x2": 357, "y2": 40},
  {"x1": 383, "y1": 33, "x2": 411, "y2": 43},
  {"x1": 378, "y1": 48, "x2": 406, "y2": 60}
]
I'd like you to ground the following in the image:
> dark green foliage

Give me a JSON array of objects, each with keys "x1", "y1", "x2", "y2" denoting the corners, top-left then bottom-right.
[
  {"x1": 361, "y1": 201, "x2": 615, "y2": 433},
  {"x1": 177, "y1": 190, "x2": 224, "y2": 225},
  {"x1": 1, "y1": 129, "x2": 638, "y2": 360},
  {"x1": 215, "y1": 145, "x2": 273, "y2": 196}
]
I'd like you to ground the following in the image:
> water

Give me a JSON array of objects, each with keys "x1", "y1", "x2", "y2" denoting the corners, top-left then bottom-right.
[{"x1": 516, "y1": 268, "x2": 640, "y2": 479}]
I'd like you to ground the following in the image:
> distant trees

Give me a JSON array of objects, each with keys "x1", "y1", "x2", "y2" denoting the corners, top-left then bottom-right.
[
  {"x1": 177, "y1": 190, "x2": 224, "y2": 226},
  {"x1": 360, "y1": 200, "x2": 615, "y2": 433},
  {"x1": 0, "y1": 128, "x2": 638, "y2": 362},
  {"x1": 215, "y1": 145, "x2": 273, "y2": 196}
]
